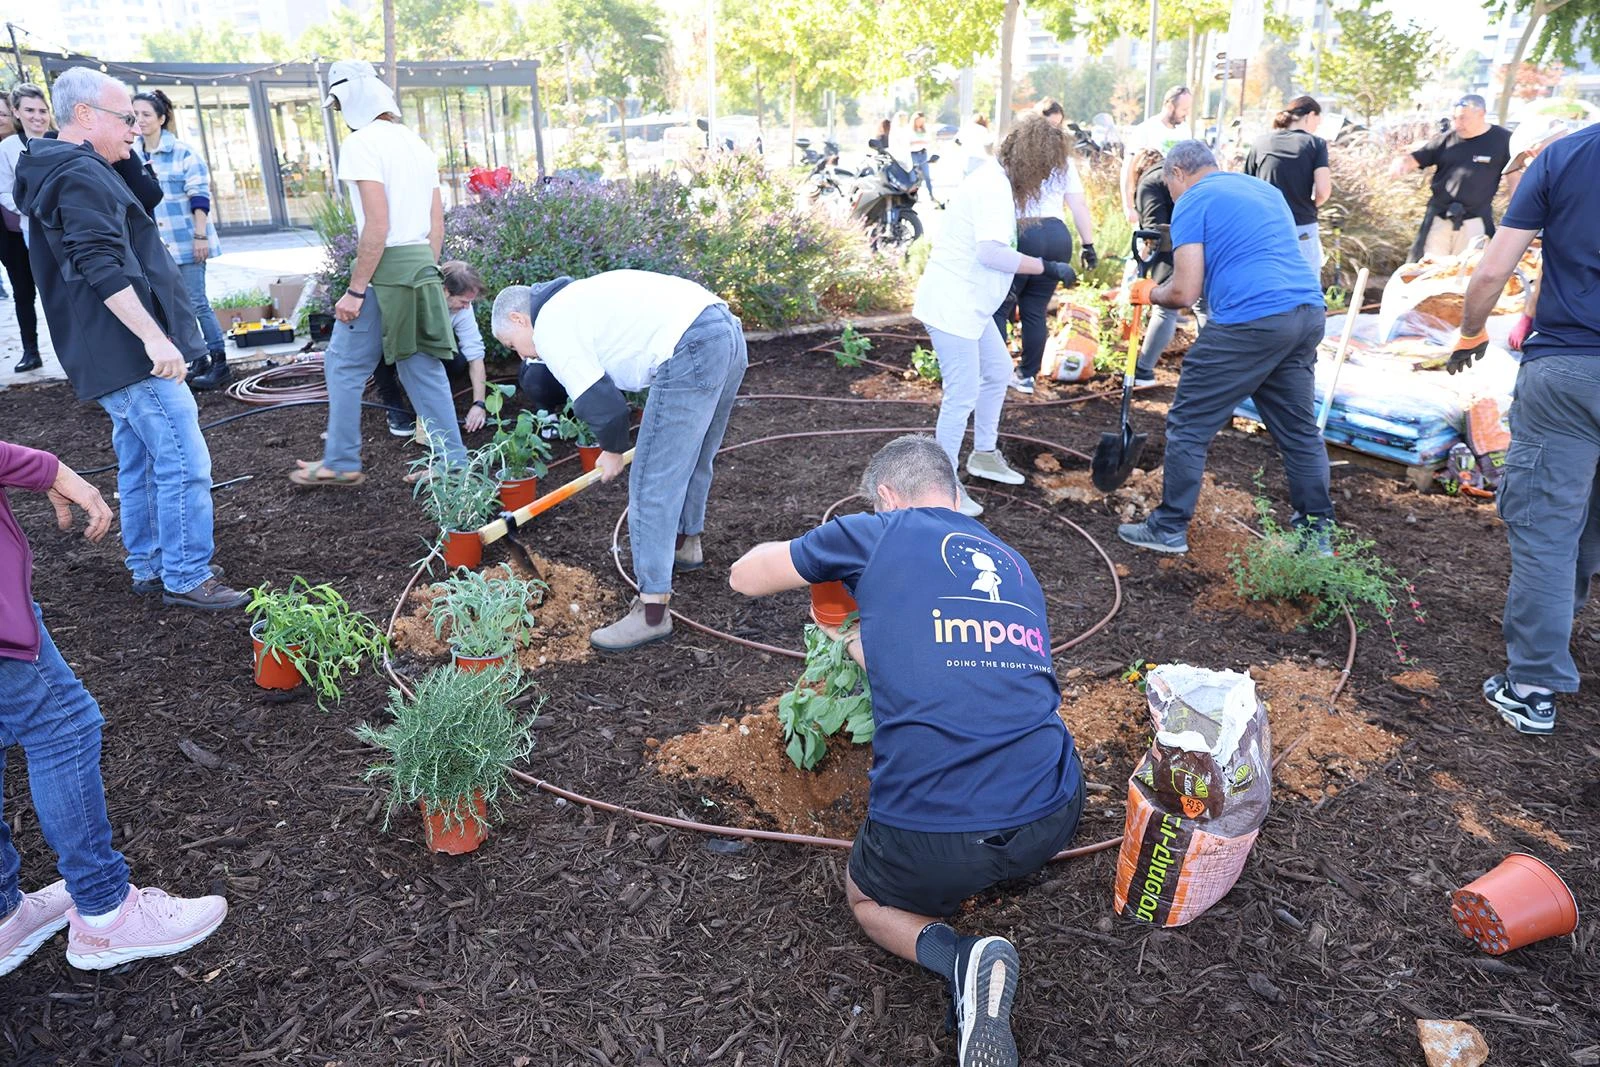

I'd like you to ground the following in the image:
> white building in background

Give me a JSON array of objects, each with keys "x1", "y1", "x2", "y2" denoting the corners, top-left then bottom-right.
[
  {"x1": 1475, "y1": 10, "x2": 1600, "y2": 102},
  {"x1": 42, "y1": 0, "x2": 361, "y2": 58}
]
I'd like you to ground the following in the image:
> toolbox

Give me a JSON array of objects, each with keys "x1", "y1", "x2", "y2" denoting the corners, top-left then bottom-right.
[{"x1": 229, "y1": 318, "x2": 296, "y2": 347}]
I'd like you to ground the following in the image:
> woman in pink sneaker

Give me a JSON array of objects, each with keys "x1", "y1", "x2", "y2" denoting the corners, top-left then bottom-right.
[{"x1": 0, "y1": 439, "x2": 228, "y2": 976}]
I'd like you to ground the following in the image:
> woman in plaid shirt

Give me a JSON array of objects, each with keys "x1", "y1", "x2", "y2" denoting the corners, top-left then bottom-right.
[{"x1": 132, "y1": 90, "x2": 229, "y2": 390}]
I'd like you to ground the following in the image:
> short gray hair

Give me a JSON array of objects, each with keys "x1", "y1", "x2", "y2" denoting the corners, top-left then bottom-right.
[
  {"x1": 860, "y1": 434, "x2": 959, "y2": 510},
  {"x1": 50, "y1": 67, "x2": 126, "y2": 128},
  {"x1": 490, "y1": 285, "x2": 532, "y2": 339},
  {"x1": 1163, "y1": 139, "x2": 1216, "y2": 181},
  {"x1": 9, "y1": 83, "x2": 46, "y2": 111}
]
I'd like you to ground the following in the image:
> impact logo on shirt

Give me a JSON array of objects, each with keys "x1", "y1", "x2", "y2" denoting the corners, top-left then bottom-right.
[{"x1": 929, "y1": 533, "x2": 1047, "y2": 657}]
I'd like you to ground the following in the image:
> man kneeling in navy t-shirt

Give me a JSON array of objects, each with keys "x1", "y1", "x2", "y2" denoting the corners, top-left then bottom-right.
[{"x1": 730, "y1": 434, "x2": 1084, "y2": 1067}]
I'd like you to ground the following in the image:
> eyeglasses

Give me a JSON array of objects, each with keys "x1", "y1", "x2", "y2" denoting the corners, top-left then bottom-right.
[{"x1": 85, "y1": 103, "x2": 137, "y2": 127}]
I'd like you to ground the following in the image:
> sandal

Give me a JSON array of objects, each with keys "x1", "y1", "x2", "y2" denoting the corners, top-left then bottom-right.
[{"x1": 289, "y1": 464, "x2": 366, "y2": 487}]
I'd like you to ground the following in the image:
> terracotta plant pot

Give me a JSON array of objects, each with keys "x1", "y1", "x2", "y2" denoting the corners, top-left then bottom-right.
[
  {"x1": 453, "y1": 649, "x2": 509, "y2": 673},
  {"x1": 809, "y1": 581, "x2": 858, "y2": 628},
  {"x1": 250, "y1": 621, "x2": 303, "y2": 690},
  {"x1": 498, "y1": 471, "x2": 538, "y2": 512},
  {"x1": 1450, "y1": 853, "x2": 1579, "y2": 955},
  {"x1": 577, "y1": 446, "x2": 602, "y2": 473},
  {"x1": 422, "y1": 793, "x2": 488, "y2": 855},
  {"x1": 441, "y1": 529, "x2": 483, "y2": 571}
]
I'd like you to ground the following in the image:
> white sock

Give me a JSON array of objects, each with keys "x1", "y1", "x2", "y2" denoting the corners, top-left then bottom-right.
[
  {"x1": 78, "y1": 906, "x2": 121, "y2": 928},
  {"x1": 1510, "y1": 681, "x2": 1552, "y2": 700}
]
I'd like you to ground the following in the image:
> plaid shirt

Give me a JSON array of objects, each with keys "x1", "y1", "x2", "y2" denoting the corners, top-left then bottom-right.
[{"x1": 140, "y1": 131, "x2": 220, "y2": 264}]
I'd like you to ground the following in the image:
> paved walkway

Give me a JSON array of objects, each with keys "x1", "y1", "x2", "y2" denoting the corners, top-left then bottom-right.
[{"x1": 0, "y1": 230, "x2": 326, "y2": 392}]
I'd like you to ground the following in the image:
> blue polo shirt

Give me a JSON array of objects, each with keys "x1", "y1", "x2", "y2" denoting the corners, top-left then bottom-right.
[
  {"x1": 789, "y1": 508, "x2": 1079, "y2": 834},
  {"x1": 1500, "y1": 123, "x2": 1600, "y2": 361},
  {"x1": 1169, "y1": 171, "x2": 1324, "y2": 325}
]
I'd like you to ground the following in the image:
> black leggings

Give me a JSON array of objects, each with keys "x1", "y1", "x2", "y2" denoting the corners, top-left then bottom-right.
[
  {"x1": 993, "y1": 217, "x2": 1072, "y2": 380},
  {"x1": 0, "y1": 227, "x2": 37, "y2": 352}
]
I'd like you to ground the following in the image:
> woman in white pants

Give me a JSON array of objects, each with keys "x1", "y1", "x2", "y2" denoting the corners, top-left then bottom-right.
[{"x1": 912, "y1": 115, "x2": 1076, "y2": 516}]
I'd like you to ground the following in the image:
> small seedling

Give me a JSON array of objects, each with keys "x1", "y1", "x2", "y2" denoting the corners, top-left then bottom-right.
[
  {"x1": 777, "y1": 621, "x2": 873, "y2": 770},
  {"x1": 408, "y1": 426, "x2": 502, "y2": 534},
  {"x1": 430, "y1": 564, "x2": 547, "y2": 659},
  {"x1": 909, "y1": 344, "x2": 941, "y2": 383},
  {"x1": 1122, "y1": 658, "x2": 1159, "y2": 693},
  {"x1": 555, "y1": 401, "x2": 597, "y2": 447},
  {"x1": 482, "y1": 386, "x2": 555, "y2": 478},
  {"x1": 834, "y1": 325, "x2": 873, "y2": 368},
  {"x1": 246, "y1": 577, "x2": 389, "y2": 709}
]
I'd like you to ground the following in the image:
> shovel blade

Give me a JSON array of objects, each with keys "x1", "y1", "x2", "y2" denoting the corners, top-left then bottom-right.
[{"x1": 1091, "y1": 427, "x2": 1149, "y2": 492}]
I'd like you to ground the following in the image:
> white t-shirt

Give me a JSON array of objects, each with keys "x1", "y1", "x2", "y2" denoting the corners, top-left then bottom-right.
[
  {"x1": 912, "y1": 158, "x2": 1017, "y2": 340},
  {"x1": 337, "y1": 120, "x2": 438, "y2": 247},
  {"x1": 1021, "y1": 159, "x2": 1084, "y2": 220},
  {"x1": 532, "y1": 270, "x2": 725, "y2": 396},
  {"x1": 1126, "y1": 113, "x2": 1189, "y2": 157}
]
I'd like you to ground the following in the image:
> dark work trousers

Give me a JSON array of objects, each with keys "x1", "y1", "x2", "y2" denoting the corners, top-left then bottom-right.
[
  {"x1": 371, "y1": 352, "x2": 470, "y2": 415},
  {"x1": 1148, "y1": 303, "x2": 1334, "y2": 537},
  {"x1": 993, "y1": 217, "x2": 1073, "y2": 380},
  {"x1": 1496, "y1": 354, "x2": 1600, "y2": 693},
  {"x1": 0, "y1": 227, "x2": 38, "y2": 352}
]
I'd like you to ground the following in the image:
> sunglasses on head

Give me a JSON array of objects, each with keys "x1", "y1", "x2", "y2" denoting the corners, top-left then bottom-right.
[{"x1": 85, "y1": 103, "x2": 137, "y2": 127}]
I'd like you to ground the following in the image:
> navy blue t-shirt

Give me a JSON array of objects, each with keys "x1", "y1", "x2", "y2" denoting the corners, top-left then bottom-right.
[
  {"x1": 1500, "y1": 123, "x2": 1600, "y2": 361},
  {"x1": 1169, "y1": 171, "x2": 1324, "y2": 325},
  {"x1": 789, "y1": 508, "x2": 1080, "y2": 833}
]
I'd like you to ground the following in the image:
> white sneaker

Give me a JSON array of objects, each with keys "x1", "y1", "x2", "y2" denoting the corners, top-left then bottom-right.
[
  {"x1": 965, "y1": 449, "x2": 1025, "y2": 486},
  {"x1": 65, "y1": 885, "x2": 228, "y2": 971},
  {"x1": 1008, "y1": 374, "x2": 1035, "y2": 395},
  {"x1": 957, "y1": 485, "x2": 984, "y2": 517}
]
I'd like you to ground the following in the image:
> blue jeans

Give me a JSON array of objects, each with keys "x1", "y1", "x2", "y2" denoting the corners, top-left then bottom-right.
[
  {"x1": 629, "y1": 305, "x2": 747, "y2": 594},
  {"x1": 1294, "y1": 223, "x2": 1323, "y2": 279},
  {"x1": 1498, "y1": 355, "x2": 1600, "y2": 693},
  {"x1": 0, "y1": 605, "x2": 129, "y2": 919},
  {"x1": 911, "y1": 149, "x2": 935, "y2": 199},
  {"x1": 96, "y1": 375, "x2": 217, "y2": 593},
  {"x1": 179, "y1": 261, "x2": 226, "y2": 355},
  {"x1": 1136, "y1": 304, "x2": 1181, "y2": 379}
]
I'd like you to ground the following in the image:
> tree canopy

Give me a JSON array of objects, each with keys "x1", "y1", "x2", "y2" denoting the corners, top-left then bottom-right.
[
  {"x1": 1313, "y1": 0, "x2": 1444, "y2": 122},
  {"x1": 141, "y1": 25, "x2": 292, "y2": 63}
]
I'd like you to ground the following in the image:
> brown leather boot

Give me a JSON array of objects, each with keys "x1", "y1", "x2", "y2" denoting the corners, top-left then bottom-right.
[{"x1": 162, "y1": 578, "x2": 250, "y2": 612}]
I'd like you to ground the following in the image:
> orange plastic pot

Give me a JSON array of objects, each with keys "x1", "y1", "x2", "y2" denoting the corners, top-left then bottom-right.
[
  {"x1": 441, "y1": 529, "x2": 483, "y2": 571},
  {"x1": 498, "y1": 471, "x2": 538, "y2": 512},
  {"x1": 809, "y1": 581, "x2": 858, "y2": 628},
  {"x1": 453, "y1": 649, "x2": 509, "y2": 673},
  {"x1": 250, "y1": 621, "x2": 303, "y2": 691},
  {"x1": 577, "y1": 446, "x2": 602, "y2": 473},
  {"x1": 421, "y1": 793, "x2": 488, "y2": 855},
  {"x1": 1450, "y1": 853, "x2": 1578, "y2": 955}
]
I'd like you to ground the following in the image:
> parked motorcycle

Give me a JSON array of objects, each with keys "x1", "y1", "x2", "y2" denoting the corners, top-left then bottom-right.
[
  {"x1": 842, "y1": 140, "x2": 933, "y2": 255},
  {"x1": 795, "y1": 137, "x2": 845, "y2": 204}
]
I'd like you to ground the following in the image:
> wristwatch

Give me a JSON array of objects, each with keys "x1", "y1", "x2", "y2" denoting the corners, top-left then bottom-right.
[
  {"x1": 470, "y1": 400, "x2": 486, "y2": 409},
  {"x1": 346, "y1": 287, "x2": 367, "y2": 299}
]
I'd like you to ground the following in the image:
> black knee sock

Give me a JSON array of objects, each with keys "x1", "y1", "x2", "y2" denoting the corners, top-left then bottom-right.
[{"x1": 915, "y1": 921, "x2": 959, "y2": 980}]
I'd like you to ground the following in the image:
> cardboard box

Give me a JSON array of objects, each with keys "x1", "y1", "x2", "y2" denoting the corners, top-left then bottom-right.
[{"x1": 269, "y1": 275, "x2": 309, "y2": 318}]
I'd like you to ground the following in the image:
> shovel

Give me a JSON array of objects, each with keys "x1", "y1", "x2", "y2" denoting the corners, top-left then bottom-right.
[
  {"x1": 476, "y1": 448, "x2": 635, "y2": 570},
  {"x1": 1091, "y1": 229, "x2": 1162, "y2": 492}
]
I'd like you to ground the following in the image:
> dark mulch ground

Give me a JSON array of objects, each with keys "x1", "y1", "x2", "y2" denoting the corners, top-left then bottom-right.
[{"x1": 2, "y1": 328, "x2": 1596, "y2": 1066}]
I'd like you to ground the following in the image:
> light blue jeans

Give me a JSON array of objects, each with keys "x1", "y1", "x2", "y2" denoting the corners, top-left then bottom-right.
[
  {"x1": 96, "y1": 374, "x2": 217, "y2": 593},
  {"x1": 1136, "y1": 305, "x2": 1181, "y2": 379},
  {"x1": 1295, "y1": 223, "x2": 1323, "y2": 278},
  {"x1": 320, "y1": 290, "x2": 465, "y2": 472},
  {"x1": 0, "y1": 605, "x2": 129, "y2": 920},
  {"x1": 629, "y1": 305, "x2": 747, "y2": 594},
  {"x1": 178, "y1": 261, "x2": 226, "y2": 355},
  {"x1": 927, "y1": 319, "x2": 1010, "y2": 469}
]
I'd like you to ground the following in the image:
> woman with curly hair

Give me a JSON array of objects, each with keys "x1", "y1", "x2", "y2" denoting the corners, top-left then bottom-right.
[{"x1": 912, "y1": 114, "x2": 1076, "y2": 517}]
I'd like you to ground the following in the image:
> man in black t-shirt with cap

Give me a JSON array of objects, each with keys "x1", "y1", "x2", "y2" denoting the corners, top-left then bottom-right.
[{"x1": 1391, "y1": 94, "x2": 1511, "y2": 261}]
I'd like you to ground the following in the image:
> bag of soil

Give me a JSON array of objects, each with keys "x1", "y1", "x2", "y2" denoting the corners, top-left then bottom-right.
[{"x1": 1113, "y1": 665, "x2": 1272, "y2": 926}]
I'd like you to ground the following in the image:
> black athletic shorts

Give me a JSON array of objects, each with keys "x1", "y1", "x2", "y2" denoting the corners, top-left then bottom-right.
[{"x1": 848, "y1": 768, "x2": 1085, "y2": 918}]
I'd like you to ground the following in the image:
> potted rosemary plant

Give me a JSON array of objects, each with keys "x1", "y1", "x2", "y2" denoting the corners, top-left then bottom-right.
[
  {"x1": 244, "y1": 578, "x2": 389, "y2": 707},
  {"x1": 483, "y1": 385, "x2": 555, "y2": 510},
  {"x1": 556, "y1": 402, "x2": 602, "y2": 472},
  {"x1": 430, "y1": 564, "x2": 548, "y2": 671},
  {"x1": 408, "y1": 430, "x2": 501, "y2": 571},
  {"x1": 358, "y1": 663, "x2": 538, "y2": 854}
]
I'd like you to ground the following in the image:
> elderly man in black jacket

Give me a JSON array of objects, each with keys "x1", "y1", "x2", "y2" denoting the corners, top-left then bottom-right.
[{"x1": 13, "y1": 66, "x2": 245, "y2": 610}]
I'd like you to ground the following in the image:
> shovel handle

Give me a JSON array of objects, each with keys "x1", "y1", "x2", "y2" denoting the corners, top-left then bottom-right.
[{"x1": 477, "y1": 448, "x2": 635, "y2": 546}]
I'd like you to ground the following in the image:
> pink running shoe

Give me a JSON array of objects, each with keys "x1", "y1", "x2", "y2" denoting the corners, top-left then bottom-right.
[
  {"x1": 0, "y1": 880, "x2": 73, "y2": 977},
  {"x1": 66, "y1": 885, "x2": 228, "y2": 971}
]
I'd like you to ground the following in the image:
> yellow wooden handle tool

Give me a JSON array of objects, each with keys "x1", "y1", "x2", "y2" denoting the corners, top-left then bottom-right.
[{"x1": 477, "y1": 448, "x2": 635, "y2": 546}]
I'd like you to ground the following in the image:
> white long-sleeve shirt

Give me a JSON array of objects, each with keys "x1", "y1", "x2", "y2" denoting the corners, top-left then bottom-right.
[{"x1": 0, "y1": 135, "x2": 28, "y2": 240}]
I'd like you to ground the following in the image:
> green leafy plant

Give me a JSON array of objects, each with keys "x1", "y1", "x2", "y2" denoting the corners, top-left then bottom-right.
[
  {"x1": 1122, "y1": 657, "x2": 1159, "y2": 693},
  {"x1": 909, "y1": 344, "x2": 941, "y2": 383},
  {"x1": 834, "y1": 325, "x2": 873, "y2": 368},
  {"x1": 245, "y1": 577, "x2": 389, "y2": 709},
  {"x1": 1228, "y1": 476, "x2": 1426, "y2": 662},
  {"x1": 777, "y1": 622, "x2": 874, "y2": 771},
  {"x1": 409, "y1": 427, "x2": 502, "y2": 533},
  {"x1": 357, "y1": 663, "x2": 538, "y2": 833},
  {"x1": 213, "y1": 289, "x2": 271, "y2": 310},
  {"x1": 482, "y1": 384, "x2": 555, "y2": 478},
  {"x1": 430, "y1": 564, "x2": 547, "y2": 659},
  {"x1": 555, "y1": 401, "x2": 597, "y2": 447}
]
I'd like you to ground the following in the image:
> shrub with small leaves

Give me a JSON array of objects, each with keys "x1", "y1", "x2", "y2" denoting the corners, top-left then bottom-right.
[
  {"x1": 430, "y1": 564, "x2": 547, "y2": 659},
  {"x1": 408, "y1": 427, "x2": 502, "y2": 534},
  {"x1": 909, "y1": 344, "x2": 941, "y2": 383},
  {"x1": 777, "y1": 622, "x2": 874, "y2": 771},
  {"x1": 835, "y1": 325, "x2": 873, "y2": 368}
]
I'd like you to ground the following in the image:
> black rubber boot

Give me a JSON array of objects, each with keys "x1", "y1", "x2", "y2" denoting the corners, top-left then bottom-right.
[
  {"x1": 189, "y1": 350, "x2": 232, "y2": 392},
  {"x1": 13, "y1": 349, "x2": 42, "y2": 373}
]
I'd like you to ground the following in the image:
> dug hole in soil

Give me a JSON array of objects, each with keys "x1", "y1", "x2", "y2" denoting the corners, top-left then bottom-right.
[{"x1": 1, "y1": 325, "x2": 1595, "y2": 1065}]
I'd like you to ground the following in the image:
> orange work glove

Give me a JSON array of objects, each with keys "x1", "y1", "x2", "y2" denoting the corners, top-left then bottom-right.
[
  {"x1": 1447, "y1": 328, "x2": 1489, "y2": 375},
  {"x1": 1128, "y1": 278, "x2": 1157, "y2": 306}
]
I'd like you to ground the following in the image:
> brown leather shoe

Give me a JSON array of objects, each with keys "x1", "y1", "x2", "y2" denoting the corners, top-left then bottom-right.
[{"x1": 162, "y1": 578, "x2": 250, "y2": 612}]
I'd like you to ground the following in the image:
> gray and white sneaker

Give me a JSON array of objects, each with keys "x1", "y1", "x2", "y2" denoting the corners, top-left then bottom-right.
[
  {"x1": 1482, "y1": 674, "x2": 1556, "y2": 735},
  {"x1": 1008, "y1": 374, "x2": 1035, "y2": 396},
  {"x1": 956, "y1": 485, "x2": 985, "y2": 518},
  {"x1": 955, "y1": 936, "x2": 1020, "y2": 1067},
  {"x1": 1117, "y1": 520, "x2": 1189, "y2": 555},
  {"x1": 966, "y1": 449, "x2": 1025, "y2": 486}
]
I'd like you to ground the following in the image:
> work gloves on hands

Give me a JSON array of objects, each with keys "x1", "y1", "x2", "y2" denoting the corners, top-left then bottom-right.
[
  {"x1": 1508, "y1": 314, "x2": 1533, "y2": 352},
  {"x1": 1041, "y1": 260, "x2": 1078, "y2": 287},
  {"x1": 1127, "y1": 279, "x2": 1157, "y2": 306},
  {"x1": 1080, "y1": 243, "x2": 1098, "y2": 271},
  {"x1": 1447, "y1": 329, "x2": 1490, "y2": 375}
]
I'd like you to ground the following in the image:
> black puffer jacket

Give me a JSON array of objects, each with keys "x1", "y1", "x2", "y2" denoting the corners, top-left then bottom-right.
[{"x1": 14, "y1": 138, "x2": 203, "y2": 401}]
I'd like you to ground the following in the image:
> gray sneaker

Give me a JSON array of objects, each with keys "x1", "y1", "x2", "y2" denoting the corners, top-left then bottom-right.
[
  {"x1": 674, "y1": 534, "x2": 704, "y2": 572},
  {"x1": 590, "y1": 598, "x2": 673, "y2": 652},
  {"x1": 1117, "y1": 520, "x2": 1189, "y2": 554},
  {"x1": 162, "y1": 578, "x2": 250, "y2": 612},
  {"x1": 965, "y1": 449, "x2": 1025, "y2": 486},
  {"x1": 1008, "y1": 374, "x2": 1035, "y2": 395},
  {"x1": 956, "y1": 485, "x2": 985, "y2": 517}
]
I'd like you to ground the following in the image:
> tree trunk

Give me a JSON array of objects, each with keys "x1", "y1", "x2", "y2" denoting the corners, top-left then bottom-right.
[
  {"x1": 383, "y1": 0, "x2": 397, "y2": 94},
  {"x1": 616, "y1": 99, "x2": 629, "y2": 174},
  {"x1": 1187, "y1": 24, "x2": 1199, "y2": 135},
  {"x1": 1495, "y1": 0, "x2": 1553, "y2": 123},
  {"x1": 997, "y1": 0, "x2": 1020, "y2": 136},
  {"x1": 789, "y1": 66, "x2": 800, "y2": 168}
]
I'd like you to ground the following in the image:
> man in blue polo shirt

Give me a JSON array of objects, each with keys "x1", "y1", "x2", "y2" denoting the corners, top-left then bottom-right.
[
  {"x1": 729, "y1": 434, "x2": 1083, "y2": 1067},
  {"x1": 1118, "y1": 139, "x2": 1334, "y2": 554},
  {"x1": 1446, "y1": 121, "x2": 1600, "y2": 736}
]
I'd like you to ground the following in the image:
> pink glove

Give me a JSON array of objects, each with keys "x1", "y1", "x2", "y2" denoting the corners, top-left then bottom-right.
[{"x1": 1508, "y1": 314, "x2": 1533, "y2": 351}]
